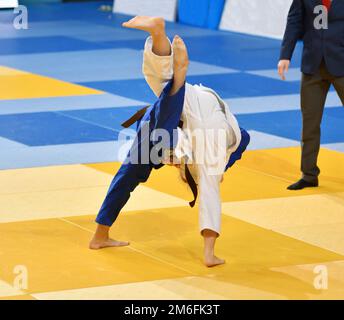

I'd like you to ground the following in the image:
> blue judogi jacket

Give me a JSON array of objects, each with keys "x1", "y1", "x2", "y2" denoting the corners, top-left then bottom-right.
[{"x1": 96, "y1": 80, "x2": 250, "y2": 226}]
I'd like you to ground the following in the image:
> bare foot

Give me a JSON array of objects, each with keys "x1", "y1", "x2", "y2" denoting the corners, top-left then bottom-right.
[
  {"x1": 172, "y1": 35, "x2": 189, "y2": 73},
  {"x1": 170, "y1": 35, "x2": 189, "y2": 95},
  {"x1": 89, "y1": 238, "x2": 130, "y2": 250},
  {"x1": 122, "y1": 16, "x2": 165, "y2": 35},
  {"x1": 204, "y1": 255, "x2": 225, "y2": 268}
]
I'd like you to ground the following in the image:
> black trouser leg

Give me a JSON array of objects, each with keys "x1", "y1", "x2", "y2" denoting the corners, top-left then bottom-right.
[{"x1": 300, "y1": 70, "x2": 331, "y2": 182}]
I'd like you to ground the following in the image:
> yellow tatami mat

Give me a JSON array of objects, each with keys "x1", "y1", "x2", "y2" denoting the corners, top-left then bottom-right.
[
  {"x1": 0, "y1": 209, "x2": 342, "y2": 299},
  {"x1": 1, "y1": 147, "x2": 344, "y2": 300},
  {"x1": 86, "y1": 147, "x2": 344, "y2": 202},
  {"x1": 0, "y1": 280, "x2": 24, "y2": 298},
  {"x1": 222, "y1": 193, "x2": 344, "y2": 255},
  {"x1": 31, "y1": 277, "x2": 285, "y2": 300},
  {"x1": 0, "y1": 164, "x2": 187, "y2": 223},
  {"x1": 0, "y1": 66, "x2": 102, "y2": 100}
]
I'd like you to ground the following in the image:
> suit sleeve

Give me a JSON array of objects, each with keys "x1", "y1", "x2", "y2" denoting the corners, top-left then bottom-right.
[{"x1": 280, "y1": 0, "x2": 305, "y2": 60}]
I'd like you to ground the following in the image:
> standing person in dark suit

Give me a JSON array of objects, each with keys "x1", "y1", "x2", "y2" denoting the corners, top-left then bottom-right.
[{"x1": 278, "y1": 0, "x2": 344, "y2": 190}]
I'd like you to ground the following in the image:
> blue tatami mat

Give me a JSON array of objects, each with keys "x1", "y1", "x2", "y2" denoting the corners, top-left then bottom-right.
[{"x1": 0, "y1": 1, "x2": 342, "y2": 169}]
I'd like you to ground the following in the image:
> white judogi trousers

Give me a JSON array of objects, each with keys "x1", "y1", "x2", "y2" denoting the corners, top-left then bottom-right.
[{"x1": 142, "y1": 36, "x2": 241, "y2": 235}]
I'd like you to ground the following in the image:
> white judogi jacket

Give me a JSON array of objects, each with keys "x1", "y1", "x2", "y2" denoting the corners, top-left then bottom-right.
[{"x1": 143, "y1": 37, "x2": 241, "y2": 235}]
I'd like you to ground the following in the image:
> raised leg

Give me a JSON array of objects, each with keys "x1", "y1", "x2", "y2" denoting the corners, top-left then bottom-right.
[
  {"x1": 122, "y1": 16, "x2": 171, "y2": 56},
  {"x1": 170, "y1": 35, "x2": 189, "y2": 96}
]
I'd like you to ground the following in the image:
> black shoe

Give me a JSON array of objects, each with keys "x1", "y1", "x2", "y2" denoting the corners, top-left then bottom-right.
[{"x1": 287, "y1": 179, "x2": 319, "y2": 190}]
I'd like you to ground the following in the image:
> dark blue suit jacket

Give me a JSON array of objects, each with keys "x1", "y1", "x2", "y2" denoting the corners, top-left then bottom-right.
[{"x1": 280, "y1": 0, "x2": 344, "y2": 76}]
